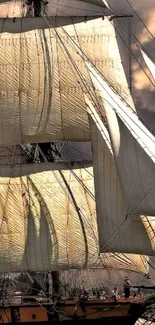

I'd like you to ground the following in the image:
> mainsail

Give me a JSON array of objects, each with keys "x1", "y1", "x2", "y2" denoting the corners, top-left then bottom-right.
[
  {"x1": 141, "y1": 48, "x2": 155, "y2": 82},
  {"x1": 0, "y1": 166, "x2": 148, "y2": 273}
]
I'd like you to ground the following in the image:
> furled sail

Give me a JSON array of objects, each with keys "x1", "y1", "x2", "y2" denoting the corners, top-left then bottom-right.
[
  {"x1": 0, "y1": 17, "x2": 102, "y2": 33},
  {"x1": 85, "y1": 95, "x2": 155, "y2": 256},
  {"x1": 0, "y1": 142, "x2": 92, "y2": 177},
  {"x1": 0, "y1": 17, "x2": 133, "y2": 145},
  {"x1": 86, "y1": 62, "x2": 155, "y2": 216},
  {"x1": 0, "y1": 146, "x2": 92, "y2": 178},
  {"x1": 0, "y1": 161, "x2": 92, "y2": 178},
  {"x1": 141, "y1": 48, "x2": 155, "y2": 82},
  {"x1": 0, "y1": 166, "x2": 148, "y2": 273},
  {"x1": 0, "y1": 0, "x2": 110, "y2": 31},
  {"x1": 0, "y1": 0, "x2": 108, "y2": 8}
]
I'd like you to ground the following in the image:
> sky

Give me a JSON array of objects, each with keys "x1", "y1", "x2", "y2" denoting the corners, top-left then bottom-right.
[{"x1": 105, "y1": 0, "x2": 155, "y2": 130}]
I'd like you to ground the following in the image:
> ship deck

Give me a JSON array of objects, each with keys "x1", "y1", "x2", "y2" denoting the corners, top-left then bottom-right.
[{"x1": 0, "y1": 295, "x2": 145, "y2": 324}]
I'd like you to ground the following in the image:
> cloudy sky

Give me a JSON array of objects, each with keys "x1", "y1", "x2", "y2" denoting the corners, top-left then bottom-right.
[{"x1": 105, "y1": 0, "x2": 155, "y2": 130}]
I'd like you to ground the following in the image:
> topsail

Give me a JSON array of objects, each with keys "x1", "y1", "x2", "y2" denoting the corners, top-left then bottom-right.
[{"x1": 0, "y1": 17, "x2": 133, "y2": 145}]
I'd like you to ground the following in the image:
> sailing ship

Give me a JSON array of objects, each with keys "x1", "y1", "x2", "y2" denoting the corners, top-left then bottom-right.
[{"x1": 0, "y1": 0, "x2": 154, "y2": 323}]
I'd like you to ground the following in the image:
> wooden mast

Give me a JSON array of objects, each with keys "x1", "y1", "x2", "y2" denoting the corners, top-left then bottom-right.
[
  {"x1": 26, "y1": 0, "x2": 42, "y2": 17},
  {"x1": 51, "y1": 271, "x2": 60, "y2": 299}
]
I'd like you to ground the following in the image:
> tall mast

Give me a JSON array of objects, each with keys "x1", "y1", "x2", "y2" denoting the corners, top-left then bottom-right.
[
  {"x1": 27, "y1": 0, "x2": 42, "y2": 17},
  {"x1": 33, "y1": 0, "x2": 42, "y2": 17},
  {"x1": 128, "y1": 16, "x2": 132, "y2": 92},
  {"x1": 51, "y1": 271, "x2": 60, "y2": 299}
]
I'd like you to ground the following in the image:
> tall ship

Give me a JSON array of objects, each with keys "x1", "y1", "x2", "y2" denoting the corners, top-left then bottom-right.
[{"x1": 0, "y1": 0, "x2": 154, "y2": 324}]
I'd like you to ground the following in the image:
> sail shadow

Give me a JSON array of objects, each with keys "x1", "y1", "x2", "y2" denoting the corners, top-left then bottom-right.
[
  {"x1": 58, "y1": 171, "x2": 88, "y2": 268},
  {"x1": 0, "y1": 16, "x2": 103, "y2": 34},
  {"x1": 21, "y1": 177, "x2": 59, "y2": 272},
  {"x1": 114, "y1": 214, "x2": 154, "y2": 254}
]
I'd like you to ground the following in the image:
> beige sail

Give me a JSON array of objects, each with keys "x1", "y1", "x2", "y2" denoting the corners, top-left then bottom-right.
[
  {"x1": 0, "y1": 167, "x2": 95, "y2": 272},
  {"x1": 85, "y1": 95, "x2": 155, "y2": 257},
  {"x1": 141, "y1": 49, "x2": 155, "y2": 81},
  {"x1": 86, "y1": 62, "x2": 155, "y2": 216},
  {"x1": 141, "y1": 216, "x2": 155, "y2": 251},
  {"x1": 0, "y1": 17, "x2": 133, "y2": 145},
  {"x1": 0, "y1": 166, "x2": 148, "y2": 273}
]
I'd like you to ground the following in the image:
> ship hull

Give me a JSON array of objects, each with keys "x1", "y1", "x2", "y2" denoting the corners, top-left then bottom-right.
[
  {"x1": 0, "y1": 319, "x2": 141, "y2": 325},
  {"x1": 0, "y1": 297, "x2": 145, "y2": 324}
]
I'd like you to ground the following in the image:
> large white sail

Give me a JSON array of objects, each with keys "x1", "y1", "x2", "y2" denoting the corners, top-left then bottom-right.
[
  {"x1": 141, "y1": 49, "x2": 155, "y2": 81},
  {"x1": 0, "y1": 167, "x2": 148, "y2": 273},
  {"x1": 0, "y1": 17, "x2": 133, "y2": 145},
  {"x1": 85, "y1": 95, "x2": 155, "y2": 256},
  {"x1": 87, "y1": 62, "x2": 155, "y2": 216}
]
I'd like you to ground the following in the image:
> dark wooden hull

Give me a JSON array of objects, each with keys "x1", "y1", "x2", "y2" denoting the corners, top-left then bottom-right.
[
  {"x1": 0, "y1": 297, "x2": 145, "y2": 324},
  {"x1": 0, "y1": 319, "x2": 140, "y2": 325}
]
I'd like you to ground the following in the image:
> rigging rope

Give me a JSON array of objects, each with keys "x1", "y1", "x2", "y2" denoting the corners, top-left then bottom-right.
[
  {"x1": 126, "y1": 0, "x2": 155, "y2": 42},
  {"x1": 0, "y1": 1, "x2": 151, "y2": 275},
  {"x1": 31, "y1": 9, "x2": 153, "y2": 268},
  {"x1": 42, "y1": 3, "x2": 155, "y2": 153},
  {"x1": 46, "y1": 0, "x2": 155, "y2": 91}
]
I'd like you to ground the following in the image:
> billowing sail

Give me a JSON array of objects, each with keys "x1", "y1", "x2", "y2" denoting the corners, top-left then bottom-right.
[
  {"x1": 86, "y1": 62, "x2": 155, "y2": 216},
  {"x1": 0, "y1": 166, "x2": 148, "y2": 273},
  {"x1": 85, "y1": 95, "x2": 155, "y2": 256},
  {"x1": 0, "y1": 17, "x2": 133, "y2": 145},
  {"x1": 141, "y1": 49, "x2": 155, "y2": 81},
  {"x1": 0, "y1": 167, "x2": 95, "y2": 272}
]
